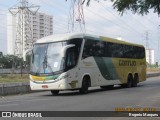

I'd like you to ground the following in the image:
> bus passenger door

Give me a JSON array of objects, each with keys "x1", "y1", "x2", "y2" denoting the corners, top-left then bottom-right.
[{"x1": 65, "y1": 47, "x2": 79, "y2": 89}]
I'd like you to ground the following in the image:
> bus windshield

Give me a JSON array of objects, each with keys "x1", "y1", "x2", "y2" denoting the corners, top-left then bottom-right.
[
  {"x1": 30, "y1": 38, "x2": 83, "y2": 75},
  {"x1": 31, "y1": 41, "x2": 67, "y2": 75}
]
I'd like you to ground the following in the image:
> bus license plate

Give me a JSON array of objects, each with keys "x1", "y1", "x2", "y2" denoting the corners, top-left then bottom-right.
[{"x1": 42, "y1": 85, "x2": 48, "y2": 88}]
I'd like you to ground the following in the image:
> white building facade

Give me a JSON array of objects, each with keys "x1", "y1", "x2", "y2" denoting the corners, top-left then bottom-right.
[
  {"x1": 7, "y1": 11, "x2": 53, "y2": 56},
  {"x1": 146, "y1": 49, "x2": 155, "y2": 65}
]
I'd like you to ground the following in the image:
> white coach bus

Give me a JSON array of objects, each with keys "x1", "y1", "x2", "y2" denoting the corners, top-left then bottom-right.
[{"x1": 24, "y1": 33, "x2": 146, "y2": 95}]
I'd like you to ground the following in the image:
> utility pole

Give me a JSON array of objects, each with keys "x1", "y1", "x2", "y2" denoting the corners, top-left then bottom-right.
[
  {"x1": 9, "y1": 0, "x2": 39, "y2": 58},
  {"x1": 68, "y1": 0, "x2": 86, "y2": 33}
]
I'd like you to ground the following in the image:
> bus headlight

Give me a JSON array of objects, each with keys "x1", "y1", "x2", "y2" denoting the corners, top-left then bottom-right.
[{"x1": 58, "y1": 84, "x2": 64, "y2": 88}]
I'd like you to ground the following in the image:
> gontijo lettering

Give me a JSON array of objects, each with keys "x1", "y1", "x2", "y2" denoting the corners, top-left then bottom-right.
[{"x1": 119, "y1": 60, "x2": 136, "y2": 66}]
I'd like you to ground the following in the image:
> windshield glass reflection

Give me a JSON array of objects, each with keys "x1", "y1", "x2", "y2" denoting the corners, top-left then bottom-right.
[
  {"x1": 31, "y1": 42, "x2": 66, "y2": 75},
  {"x1": 30, "y1": 38, "x2": 82, "y2": 76}
]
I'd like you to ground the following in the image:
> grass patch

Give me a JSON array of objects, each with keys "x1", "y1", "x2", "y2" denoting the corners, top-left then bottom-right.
[
  {"x1": 147, "y1": 68, "x2": 160, "y2": 73},
  {"x1": 0, "y1": 74, "x2": 29, "y2": 83}
]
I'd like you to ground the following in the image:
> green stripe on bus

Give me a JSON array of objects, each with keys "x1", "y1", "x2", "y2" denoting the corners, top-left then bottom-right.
[{"x1": 94, "y1": 57, "x2": 119, "y2": 80}]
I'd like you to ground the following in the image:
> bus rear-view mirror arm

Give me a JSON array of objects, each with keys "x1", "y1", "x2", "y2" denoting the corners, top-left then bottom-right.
[
  {"x1": 61, "y1": 44, "x2": 75, "y2": 57},
  {"x1": 23, "y1": 49, "x2": 32, "y2": 61}
]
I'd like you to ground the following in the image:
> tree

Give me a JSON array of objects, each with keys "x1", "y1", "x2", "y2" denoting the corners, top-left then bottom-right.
[
  {"x1": 0, "y1": 52, "x2": 4, "y2": 68},
  {"x1": 0, "y1": 52, "x2": 30, "y2": 73},
  {"x1": 111, "y1": 0, "x2": 160, "y2": 15},
  {"x1": 0, "y1": 52, "x2": 3, "y2": 58},
  {"x1": 0, "y1": 53, "x2": 23, "y2": 69},
  {"x1": 67, "y1": 0, "x2": 160, "y2": 16}
]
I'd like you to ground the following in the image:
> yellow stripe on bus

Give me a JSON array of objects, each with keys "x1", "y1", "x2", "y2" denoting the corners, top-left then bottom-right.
[{"x1": 31, "y1": 75, "x2": 45, "y2": 81}]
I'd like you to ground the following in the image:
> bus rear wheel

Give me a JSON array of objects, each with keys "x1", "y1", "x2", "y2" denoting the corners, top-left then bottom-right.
[
  {"x1": 79, "y1": 77, "x2": 90, "y2": 94},
  {"x1": 51, "y1": 90, "x2": 59, "y2": 95},
  {"x1": 132, "y1": 74, "x2": 139, "y2": 87},
  {"x1": 121, "y1": 75, "x2": 133, "y2": 88},
  {"x1": 126, "y1": 75, "x2": 133, "y2": 88}
]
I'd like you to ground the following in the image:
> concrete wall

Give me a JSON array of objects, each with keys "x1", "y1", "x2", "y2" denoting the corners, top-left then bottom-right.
[
  {"x1": 0, "y1": 82, "x2": 31, "y2": 96},
  {"x1": 147, "y1": 73, "x2": 160, "y2": 78},
  {"x1": 0, "y1": 69, "x2": 28, "y2": 74}
]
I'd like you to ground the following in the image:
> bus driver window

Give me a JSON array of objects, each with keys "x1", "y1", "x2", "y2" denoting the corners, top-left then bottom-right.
[{"x1": 66, "y1": 48, "x2": 77, "y2": 69}]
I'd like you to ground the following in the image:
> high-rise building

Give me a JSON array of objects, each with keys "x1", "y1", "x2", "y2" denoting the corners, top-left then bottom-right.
[
  {"x1": 7, "y1": 11, "x2": 53, "y2": 55},
  {"x1": 146, "y1": 49, "x2": 155, "y2": 65}
]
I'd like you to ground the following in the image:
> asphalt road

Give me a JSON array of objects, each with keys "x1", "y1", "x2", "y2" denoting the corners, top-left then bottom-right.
[{"x1": 0, "y1": 76, "x2": 160, "y2": 120}]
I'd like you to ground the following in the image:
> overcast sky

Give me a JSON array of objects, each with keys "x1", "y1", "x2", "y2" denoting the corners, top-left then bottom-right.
[{"x1": 0, "y1": 0, "x2": 159, "y2": 62}]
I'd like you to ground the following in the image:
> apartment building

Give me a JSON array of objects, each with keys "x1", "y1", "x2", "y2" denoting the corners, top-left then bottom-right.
[
  {"x1": 7, "y1": 11, "x2": 53, "y2": 56},
  {"x1": 146, "y1": 49, "x2": 155, "y2": 65}
]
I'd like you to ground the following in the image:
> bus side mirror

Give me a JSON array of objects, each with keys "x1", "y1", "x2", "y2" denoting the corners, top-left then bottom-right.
[
  {"x1": 61, "y1": 44, "x2": 75, "y2": 57},
  {"x1": 23, "y1": 49, "x2": 32, "y2": 61}
]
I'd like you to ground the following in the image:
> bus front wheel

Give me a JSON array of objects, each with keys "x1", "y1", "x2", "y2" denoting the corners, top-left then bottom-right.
[
  {"x1": 51, "y1": 90, "x2": 59, "y2": 95},
  {"x1": 79, "y1": 77, "x2": 90, "y2": 94}
]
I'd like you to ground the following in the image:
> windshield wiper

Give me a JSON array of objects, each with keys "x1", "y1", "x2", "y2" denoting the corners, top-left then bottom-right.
[
  {"x1": 43, "y1": 55, "x2": 47, "y2": 70},
  {"x1": 33, "y1": 55, "x2": 53, "y2": 75},
  {"x1": 43, "y1": 55, "x2": 55, "y2": 74}
]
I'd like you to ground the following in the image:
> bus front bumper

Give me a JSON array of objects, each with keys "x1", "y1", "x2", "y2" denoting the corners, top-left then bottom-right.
[{"x1": 30, "y1": 79, "x2": 79, "y2": 91}]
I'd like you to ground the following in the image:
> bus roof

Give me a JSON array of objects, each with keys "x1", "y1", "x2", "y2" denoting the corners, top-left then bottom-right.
[
  {"x1": 35, "y1": 33, "x2": 98, "y2": 44},
  {"x1": 35, "y1": 33, "x2": 144, "y2": 47}
]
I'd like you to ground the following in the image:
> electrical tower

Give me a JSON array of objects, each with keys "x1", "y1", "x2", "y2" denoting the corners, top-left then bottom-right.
[
  {"x1": 9, "y1": 0, "x2": 39, "y2": 58},
  {"x1": 68, "y1": 0, "x2": 86, "y2": 33}
]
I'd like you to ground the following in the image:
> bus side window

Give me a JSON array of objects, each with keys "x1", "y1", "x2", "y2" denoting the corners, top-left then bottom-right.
[
  {"x1": 82, "y1": 39, "x2": 95, "y2": 59},
  {"x1": 94, "y1": 41, "x2": 105, "y2": 57},
  {"x1": 66, "y1": 48, "x2": 77, "y2": 69}
]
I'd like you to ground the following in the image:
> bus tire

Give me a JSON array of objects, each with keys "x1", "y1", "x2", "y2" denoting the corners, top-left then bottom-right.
[
  {"x1": 79, "y1": 77, "x2": 90, "y2": 94},
  {"x1": 132, "y1": 74, "x2": 139, "y2": 87},
  {"x1": 126, "y1": 74, "x2": 133, "y2": 88},
  {"x1": 121, "y1": 75, "x2": 133, "y2": 88},
  {"x1": 51, "y1": 90, "x2": 59, "y2": 95}
]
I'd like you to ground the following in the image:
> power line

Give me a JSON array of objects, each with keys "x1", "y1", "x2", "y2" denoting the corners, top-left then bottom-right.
[
  {"x1": 0, "y1": 3, "x2": 9, "y2": 7},
  {"x1": 85, "y1": 7, "x2": 142, "y2": 36},
  {"x1": 98, "y1": 1, "x2": 149, "y2": 32},
  {"x1": 37, "y1": 0, "x2": 70, "y2": 34},
  {"x1": 94, "y1": 3, "x2": 142, "y2": 35},
  {"x1": 39, "y1": 0, "x2": 68, "y2": 14}
]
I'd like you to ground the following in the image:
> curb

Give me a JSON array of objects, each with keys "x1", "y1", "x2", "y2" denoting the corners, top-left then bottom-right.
[
  {"x1": 0, "y1": 73, "x2": 159, "y2": 96},
  {"x1": 0, "y1": 82, "x2": 30, "y2": 96},
  {"x1": 147, "y1": 73, "x2": 160, "y2": 78}
]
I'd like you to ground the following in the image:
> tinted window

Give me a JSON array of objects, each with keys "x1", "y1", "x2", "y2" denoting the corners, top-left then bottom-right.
[
  {"x1": 94, "y1": 41, "x2": 105, "y2": 57},
  {"x1": 66, "y1": 47, "x2": 77, "y2": 70},
  {"x1": 68, "y1": 38, "x2": 83, "y2": 55},
  {"x1": 82, "y1": 39, "x2": 145, "y2": 59},
  {"x1": 82, "y1": 39, "x2": 95, "y2": 58},
  {"x1": 108, "y1": 43, "x2": 145, "y2": 59}
]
